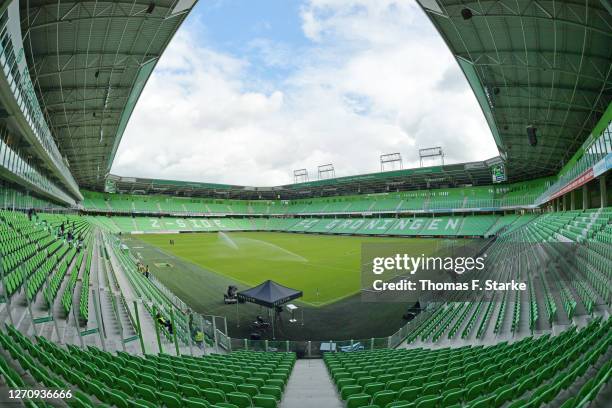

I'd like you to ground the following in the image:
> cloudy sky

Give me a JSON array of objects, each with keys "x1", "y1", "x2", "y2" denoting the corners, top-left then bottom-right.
[{"x1": 111, "y1": 0, "x2": 499, "y2": 186}]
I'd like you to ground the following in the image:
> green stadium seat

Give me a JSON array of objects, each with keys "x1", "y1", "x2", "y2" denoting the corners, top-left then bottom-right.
[
  {"x1": 180, "y1": 383, "x2": 202, "y2": 398},
  {"x1": 342, "y1": 384, "x2": 363, "y2": 400},
  {"x1": 346, "y1": 393, "x2": 371, "y2": 408},
  {"x1": 441, "y1": 388, "x2": 463, "y2": 406},
  {"x1": 216, "y1": 381, "x2": 238, "y2": 394},
  {"x1": 363, "y1": 382, "x2": 385, "y2": 396},
  {"x1": 415, "y1": 395, "x2": 442, "y2": 408},
  {"x1": 158, "y1": 391, "x2": 183, "y2": 408},
  {"x1": 422, "y1": 381, "x2": 444, "y2": 396},
  {"x1": 385, "y1": 379, "x2": 407, "y2": 391},
  {"x1": 203, "y1": 389, "x2": 226, "y2": 404},
  {"x1": 132, "y1": 400, "x2": 158, "y2": 408},
  {"x1": 387, "y1": 402, "x2": 414, "y2": 408},
  {"x1": 226, "y1": 392, "x2": 252, "y2": 408},
  {"x1": 259, "y1": 385, "x2": 282, "y2": 401},
  {"x1": 371, "y1": 390, "x2": 396, "y2": 406},
  {"x1": 108, "y1": 390, "x2": 130, "y2": 408},
  {"x1": 134, "y1": 384, "x2": 158, "y2": 404},
  {"x1": 184, "y1": 397, "x2": 212, "y2": 408},
  {"x1": 252, "y1": 395, "x2": 277, "y2": 408},
  {"x1": 398, "y1": 386, "x2": 421, "y2": 400}
]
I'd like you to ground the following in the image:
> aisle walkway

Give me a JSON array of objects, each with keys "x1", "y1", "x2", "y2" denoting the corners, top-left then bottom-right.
[{"x1": 280, "y1": 359, "x2": 343, "y2": 408}]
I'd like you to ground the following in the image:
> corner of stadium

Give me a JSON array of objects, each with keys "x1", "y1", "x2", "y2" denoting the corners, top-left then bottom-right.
[{"x1": 0, "y1": 0, "x2": 610, "y2": 407}]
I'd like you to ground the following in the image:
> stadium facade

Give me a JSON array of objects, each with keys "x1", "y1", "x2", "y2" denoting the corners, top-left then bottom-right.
[{"x1": 0, "y1": 1, "x2": 610, "y2": 408}]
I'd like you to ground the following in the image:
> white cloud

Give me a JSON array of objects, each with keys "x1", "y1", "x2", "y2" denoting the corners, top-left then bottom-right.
[{"x1": 111, "y1": 0, "x2": 498, "y2": 186}]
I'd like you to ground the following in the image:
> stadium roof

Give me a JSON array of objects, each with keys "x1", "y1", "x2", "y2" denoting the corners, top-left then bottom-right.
[
  {"x1": 105, "y1": 156, "x2": 505, "y2": 199},
  {"x1": 419, "y1": 0, "x2": 612, "y2": 181},
  {"x1": 20, "y1": 0, "x2": 197, "y2": 190}
]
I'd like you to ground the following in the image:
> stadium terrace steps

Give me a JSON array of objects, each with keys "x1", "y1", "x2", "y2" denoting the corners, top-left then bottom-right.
[
  {"x1": 106, "y1": 234, "x2": 203, "y2": 354},
  {"x1": 96, "y1": 234, "x2": 140, "y2": 352},
  {"x1": 81, "y1": 178, "x2": 550, "y2": 216},
  {"x1": 484, "y1": 214, "x2": 519, "y2": 236},
  {"x1": 104, "y1": 236, "x2": 188, "y2": 356},
  {"x1": 0, "y1": 325, "x2": 296, "y2": 408},
  {"x1": 87, "y1": 215, "x2": 515, "y2": 237},
  {"x1": 457, "y1": 216, "x2": 498, "y2": 236},
  {"x1": 389, "y1": 208, "x2": 611, "y2": 345},
  {"x1": 0, "y1": 213, "x2": 126, "y2": 350},
  {"x1": 3, "y1": 314, "x2": 605, "y2": 408},
  {"x1": 324, "y1": 318, "x2": 611, "y2": 408}
]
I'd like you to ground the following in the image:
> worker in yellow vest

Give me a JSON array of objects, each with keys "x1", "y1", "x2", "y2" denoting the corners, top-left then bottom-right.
[{"x1": 195, "y1": 331, "x2": 204, "y2": 348}]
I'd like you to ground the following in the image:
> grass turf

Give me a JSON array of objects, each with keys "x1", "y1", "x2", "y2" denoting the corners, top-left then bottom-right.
[{"x1": 136, "y1": 231, "x2": 436, "y2": 306}]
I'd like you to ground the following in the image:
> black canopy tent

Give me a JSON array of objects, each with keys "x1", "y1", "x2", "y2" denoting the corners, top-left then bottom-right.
[
  {"x1": 236, "y1": 280, "x2": 303, "y2": 339},
  {"x1": 238, "y1": 280, "x2": 303, "y2": 307}
]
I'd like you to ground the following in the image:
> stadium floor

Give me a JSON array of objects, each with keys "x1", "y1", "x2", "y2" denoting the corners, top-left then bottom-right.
[
  {"x1": 123, "y1": 232, "x2": 452, "y2": 341},
  {"x1": 133, "y1": 232, "x2": 445, "y2": 305}
]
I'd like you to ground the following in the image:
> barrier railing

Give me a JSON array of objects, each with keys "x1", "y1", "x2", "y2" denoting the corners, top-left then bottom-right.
[
  {"x1": 82, "y1": 195, "x2": 541, "y2": 216},
  {"x1": 221, "y1": 307, "x2": 433, "y2": 358},
  {"x1": 0, "y1": 126, "x2": 75, "y2": 205},
  {"x1": 109, "y1": 233, "x2": 446, "y2": 357},
  {"x1": 536, "y1": 120, "x2": 612, "y2": 205}
]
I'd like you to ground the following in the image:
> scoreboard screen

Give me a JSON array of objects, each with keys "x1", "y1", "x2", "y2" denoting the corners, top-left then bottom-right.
[{"x1": 491, "y1": 164, "x2": 507, "y2": 183}]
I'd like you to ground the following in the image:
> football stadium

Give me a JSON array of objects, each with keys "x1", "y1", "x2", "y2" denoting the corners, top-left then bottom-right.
[{"x1": 0, "y1": 0, "x2": 611, "y2": 407}]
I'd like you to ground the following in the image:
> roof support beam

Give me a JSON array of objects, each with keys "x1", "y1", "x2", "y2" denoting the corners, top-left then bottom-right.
[
  {"x1": 497, "y1": 94, "x2": 604, "y2": 113},
  {"x1": 28, "y1": 51, "x2": 158, "y2": 61},
  {"x1": 43, "y1": 94, "x2": 129, "y2": 109},
  {"x1": 34, "y1": 64, "x2": 138, "y2": 79},
  {"x1": 474, "y1": 62, "x2": 608, "y2": 83},
  {"x1": 601, "y1": 0, "x2": 612, "y2": 15},
  {"x1": 493, "y1": 83, "x2": 606, "y2": 96},
  {"x1": 26, "y1": 15, "x2": 167, "y2": 32},
  {"x1": 37, "y1": 85, "x2": 133, "y2": 93},
  {"x1": 458, "y1": 49, "x2": 611, "y2": 65},
  {"x1": 466, "y1": 13, "x2": 612, "y2": 38},
  {"x1": 48, "y1": 108, "x2": 122, "y2": 115}
]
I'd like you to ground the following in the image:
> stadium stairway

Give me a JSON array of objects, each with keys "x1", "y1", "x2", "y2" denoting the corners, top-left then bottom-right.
[
  {"x1": 0, "y1": 211, "x2": 204, "y2": 359},
  {"x1": 94, "y1": 231, "x2": 139, "y2": 352},
  {"x1": 388, "y1": 207, "x2": 611, "y2": 350},
  {"x1": 103, "y1": 235, "x2": 195, "y2": 356},
  {"x1": 0, "y1": 213, "x2": 148, "y2": 357}
]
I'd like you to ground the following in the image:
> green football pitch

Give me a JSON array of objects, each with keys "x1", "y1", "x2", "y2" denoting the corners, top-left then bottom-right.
[{"x1": 135, "y1": 232, "x2": 437, "y2": 306}]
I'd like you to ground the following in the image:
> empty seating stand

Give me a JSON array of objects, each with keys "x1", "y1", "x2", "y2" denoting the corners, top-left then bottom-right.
[
  {"x1": 88, "y1": 214, "x2": 520, "y2": 237},
  {"x1": 0, "y1": 211, "x2": 91, "y2": 302},
  {"x1": 81, "y1": 179, "x2": 548, "y2": 217},
  {"x1": 0, "y1": 324, "x2": 296, "y2": 408},
  {"x1": 324, "y1": 318, "x2": 611, "y2": 408}
]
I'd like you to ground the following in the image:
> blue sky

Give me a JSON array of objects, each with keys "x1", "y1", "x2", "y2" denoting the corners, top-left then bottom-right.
[
  {"x1": 187, "y1": 1, "x2": 308, "y2": 83},
  {"x1": 112, "y1": 0, "x2": 498, "y2": 186},
  {"x1": 192, "y1": 1, "x2": 309, "y2": 50}
]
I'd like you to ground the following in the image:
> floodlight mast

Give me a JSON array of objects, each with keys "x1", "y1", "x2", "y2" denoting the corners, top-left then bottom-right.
[
  {"x1": 419, "y1": 147, "x2": 445, "y2": 167},
  {"x1": 293, "y1": 169, "x2": 309, "y2": 184},
  {"x1": 318, "y1": 164, "x2": 335, "y2": 180},
  {"x1": 380, "y1": 153, "x2": 403, "y2": 172}
]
